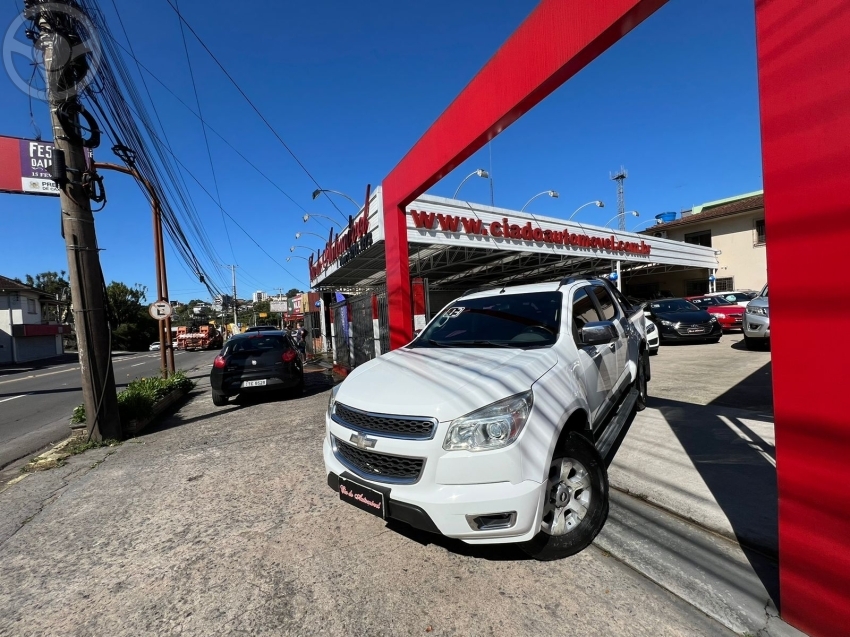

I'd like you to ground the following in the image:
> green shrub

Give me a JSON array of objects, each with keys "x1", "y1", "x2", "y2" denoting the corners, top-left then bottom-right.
[{"x1": 71, "y1": 371, "x2": 196, "y2": 424}]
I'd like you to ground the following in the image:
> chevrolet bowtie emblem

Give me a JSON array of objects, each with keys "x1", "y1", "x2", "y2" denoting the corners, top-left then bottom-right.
[{"x1": 350, "y1": 433, "x2": 377, "y2": 449}]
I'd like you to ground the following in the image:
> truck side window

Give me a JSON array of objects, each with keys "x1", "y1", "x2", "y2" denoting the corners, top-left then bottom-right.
[
  {"x1": 572, "y1": 288, "x2": 601, "y2": 342},
  {"x1": 592, "y1": 286, "x2": 618, "y2": 321}
]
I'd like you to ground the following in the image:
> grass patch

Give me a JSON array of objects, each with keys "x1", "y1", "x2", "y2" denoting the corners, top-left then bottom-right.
[{"x1": 71, "y1": 371, "x2": 196, "y2": 425}]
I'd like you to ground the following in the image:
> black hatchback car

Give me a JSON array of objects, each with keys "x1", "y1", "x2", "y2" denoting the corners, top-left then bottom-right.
[
  {"x1": 643, "y1": 298, "x2": 722, "y2": 343},
  {"x1": 210, "y1": 331, "x2": 304, "y2": 406}
]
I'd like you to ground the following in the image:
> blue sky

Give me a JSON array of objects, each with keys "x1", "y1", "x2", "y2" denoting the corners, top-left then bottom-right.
[{"x1": 0, "y1": 0, "x2": 762, "y2": 302}]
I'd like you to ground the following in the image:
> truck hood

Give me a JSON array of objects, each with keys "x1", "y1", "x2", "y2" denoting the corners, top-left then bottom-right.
[{"x1": 335, "y1": 346, "x2": 558, "y2": 422}]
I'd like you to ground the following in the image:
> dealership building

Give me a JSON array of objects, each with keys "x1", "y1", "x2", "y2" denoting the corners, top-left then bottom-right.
[
  {"x1": 635, "y1": 191, "x2": 767, "y2": 298},
  {"x1": 309, "y1": 188, "x2": 719, "y2": 368}
]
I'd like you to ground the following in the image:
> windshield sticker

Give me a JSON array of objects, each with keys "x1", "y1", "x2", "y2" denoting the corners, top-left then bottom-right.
[
  {"x1": 445, "y1": 307, "x2": 465, "y2": 318},
  {"x1": 650, "y1": 303, "x2": 661, "y2": 309}
]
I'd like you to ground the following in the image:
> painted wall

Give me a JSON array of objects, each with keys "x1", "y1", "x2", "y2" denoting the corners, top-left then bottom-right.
[{"x1": 659, "y1": 209, "x2": 767, "y2": 292}]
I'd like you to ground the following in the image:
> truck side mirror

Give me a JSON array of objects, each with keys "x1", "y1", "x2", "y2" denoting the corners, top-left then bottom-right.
[{"x1": 581, "y1": 322, "x2": 618, "y2": 346}]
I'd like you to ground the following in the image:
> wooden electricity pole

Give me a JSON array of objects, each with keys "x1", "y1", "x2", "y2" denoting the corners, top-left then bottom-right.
[{"x1": 34, "y1": 5, "x2": 121, "y2": 439}]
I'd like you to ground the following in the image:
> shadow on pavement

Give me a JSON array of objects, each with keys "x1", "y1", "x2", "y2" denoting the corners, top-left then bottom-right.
[
  {"x1": 651, "y1": 395, "x2": 780, "y2": 609},
  {"x1": 385, "y1": 520, "x2": 531, "y2": 562},
  {"x1": 709, "y1": 361, "x2": 773, "y2": 414}
]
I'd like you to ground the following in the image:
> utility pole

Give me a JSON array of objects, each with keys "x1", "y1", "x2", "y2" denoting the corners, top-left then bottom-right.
[
  {"x1": 610, "y1": 167, "x2": 628, "y2": 232},
  {"x1": 224, "y1": 264, "x2": 238, "y2": 328},
  {"x1": 31, "y1": 2, "x2": 121, "y2": 440}
]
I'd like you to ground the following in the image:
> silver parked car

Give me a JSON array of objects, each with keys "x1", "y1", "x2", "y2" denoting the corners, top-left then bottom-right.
[{"x1": 743, "y1": 285, "x2": 769, "y2": 349}]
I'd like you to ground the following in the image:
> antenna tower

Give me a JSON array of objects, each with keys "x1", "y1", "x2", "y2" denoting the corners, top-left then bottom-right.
[{"x1": 610, "y1": 167, "x2": 628, "y2": 231}]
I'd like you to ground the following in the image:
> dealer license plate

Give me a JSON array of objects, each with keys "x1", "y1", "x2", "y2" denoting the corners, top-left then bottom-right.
[
  {"x1": 687, "y1": 328, "x2": 705, "y2": 334},
  {"x1": 242, "y1": 379, "x2": 267, "y2": 388},
  {"x1": 339, "y1": 476, "x2": 386, "y2": 519}
]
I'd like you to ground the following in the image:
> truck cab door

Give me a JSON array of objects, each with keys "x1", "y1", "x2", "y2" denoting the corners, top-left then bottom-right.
[
  {"x1": 570, "y1": 286, "x2": 618, "y2": 424},
  {"x1": 589, "y1": 284, "x2": 630, "y2": 393}
]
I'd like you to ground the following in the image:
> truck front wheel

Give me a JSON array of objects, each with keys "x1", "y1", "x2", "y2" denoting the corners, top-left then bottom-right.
[{"x1": 520, "y1": 433, "x2": 609, "y2": 560}]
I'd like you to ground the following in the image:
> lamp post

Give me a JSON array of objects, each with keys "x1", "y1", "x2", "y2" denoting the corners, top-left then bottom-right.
[
  {"x1": 286, "y1": 256, "x2": 309, "y2": 262},
  {"x1": 453, "y1": 169, "x2": 489, "y2": 198},
  {"x1": 295, "y1": 231, "x2": 326, "y2": 241},
  {"x1": 312, "y1": 189, "x2": 361, "y2": 214},
  {"x1": 303, "y1": 212, "x2": 342, "y2": 229},
  {"x1": 520, "y1": 190, "x2": 559, "y2": 212},
  {"x1": 605, "y1": 211, "x2": 639, "y2": 228},
  {"x1": 568, "y1": 200, "x2": 605, "y2": 221},
  {"x1": 630, "y1": 218, "x2": 661, "y2": 232},
  {"x1": 290, "y1": 245, "x2": 311, "y2": 253}
]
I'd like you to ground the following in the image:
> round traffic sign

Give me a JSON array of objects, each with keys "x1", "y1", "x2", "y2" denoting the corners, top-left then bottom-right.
[{"x1": 148, "y1": 301, "x2": 173, "y2": 321}]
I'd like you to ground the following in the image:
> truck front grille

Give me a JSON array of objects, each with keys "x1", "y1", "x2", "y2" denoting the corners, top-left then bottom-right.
[
  {"x1": 333, "y1": 437, "x2": 425, "y2": 484},
  {"x1": 333, "y1": 403, "x2": 436, "y2": 440}
]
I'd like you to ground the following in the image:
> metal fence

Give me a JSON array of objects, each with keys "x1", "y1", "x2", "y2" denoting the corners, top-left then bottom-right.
[
  {"x1": 331, "y1": 288, "x2": 390, "y2": 368},
  {"x1": 302, "y1": 310, "x2": 322, "y2": 356}
]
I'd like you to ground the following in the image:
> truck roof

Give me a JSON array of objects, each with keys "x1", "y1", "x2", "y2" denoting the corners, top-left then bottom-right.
[{"x1": 460, "y1": 276, "x2": 606, "y2": 300}]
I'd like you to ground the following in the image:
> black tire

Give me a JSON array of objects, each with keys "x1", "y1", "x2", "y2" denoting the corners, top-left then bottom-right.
[
  {"x1": 520, "y1": 433, "x2": 609, "y2": 561},
  {"x1": 744, "y1": 335, "x2": 754, "y2": 350},
  {"x1": 287, "y1": 374, "x2": 305, "y2": 398},
  {"x1": 649, "y1": 347, "x2": 658, "y2": 356},
  {"x1": 708, "y1": 337, "x2": 721, "y2": 344},
  {"x1": 635, "y1": 351, "x2": 648, "y2": 411},
  {"x1": 212, "y1": 392, "x2": 228, "y2": 406}
]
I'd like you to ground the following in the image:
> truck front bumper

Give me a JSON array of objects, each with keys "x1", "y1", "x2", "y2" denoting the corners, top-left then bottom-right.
[{"x1": 322, "y1": 436, "x2": 544, "y2": 544}]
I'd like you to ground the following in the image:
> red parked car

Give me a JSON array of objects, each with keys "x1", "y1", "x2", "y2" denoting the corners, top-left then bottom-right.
[{"x1": 685, "y1": 296, "x2": 744, "y2": 331}]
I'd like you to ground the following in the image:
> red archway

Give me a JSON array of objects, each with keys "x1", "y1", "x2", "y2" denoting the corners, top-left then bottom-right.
[{"x1": 380, "y1": 1, "x2": 850, "y2": 635}]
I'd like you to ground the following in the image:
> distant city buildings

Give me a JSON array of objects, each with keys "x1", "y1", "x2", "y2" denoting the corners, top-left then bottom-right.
[{"x1": 252, "y1": 291, "x2": 266, "y2": 303}]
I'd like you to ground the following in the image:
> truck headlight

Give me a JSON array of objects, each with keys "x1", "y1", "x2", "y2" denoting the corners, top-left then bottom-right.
[
  {"x1": 327, "y1": 384, "x2": 340, "y2": 418},
  {"x1": 443, "y1": 391, "x2": 533, "y2": 452}
]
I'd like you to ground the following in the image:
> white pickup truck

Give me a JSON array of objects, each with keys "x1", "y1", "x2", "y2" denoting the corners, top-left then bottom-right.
[{"x1": 323, "y1": 276, "x2": 649, "y2": 560}]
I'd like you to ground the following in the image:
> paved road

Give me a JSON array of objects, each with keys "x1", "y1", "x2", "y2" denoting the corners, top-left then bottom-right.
[{"x1": 0, "y1": 350, "x2": 217, "y2": 469}]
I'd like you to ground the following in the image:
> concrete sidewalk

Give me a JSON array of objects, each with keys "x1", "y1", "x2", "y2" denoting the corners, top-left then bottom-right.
[{"x1": 0, "y1": 370, "x2": 732, "y2": 637}]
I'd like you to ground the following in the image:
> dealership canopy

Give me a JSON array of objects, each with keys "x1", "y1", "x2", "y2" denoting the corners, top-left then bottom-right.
[{"x1": 308, "y1": 188, "x2": 719, "y2": 292}]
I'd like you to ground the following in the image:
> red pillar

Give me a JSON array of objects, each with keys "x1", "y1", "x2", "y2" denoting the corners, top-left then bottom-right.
[
  {"x1": 382, "y1": 196, "x2": 412, "y2": 349},
  {"x1": 756, "y1": 1, "x2": 850, "y2": 634}
]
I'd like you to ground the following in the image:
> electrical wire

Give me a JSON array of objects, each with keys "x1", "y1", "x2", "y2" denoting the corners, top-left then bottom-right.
[
  {"x1": 174, "y1": 0, "x2": 236, "y2": 265},
  {"x1": 162, "y1": 0, "x2": 349, "y2": 222}
]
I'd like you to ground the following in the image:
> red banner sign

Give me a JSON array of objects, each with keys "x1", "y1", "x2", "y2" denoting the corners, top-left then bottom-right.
[{"x1": 0, "y1": 135, "x2": 61, "y2": 196}]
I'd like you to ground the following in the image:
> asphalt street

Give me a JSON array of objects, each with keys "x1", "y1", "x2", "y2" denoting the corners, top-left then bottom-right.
[{"x1": 0, "y1": 349, "x2": 217, "y2": 469}]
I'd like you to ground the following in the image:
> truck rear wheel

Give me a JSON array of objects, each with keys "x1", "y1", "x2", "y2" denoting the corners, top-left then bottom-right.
[{"x1": 520, "y1": 433, "x2": 609, "y2": 561}]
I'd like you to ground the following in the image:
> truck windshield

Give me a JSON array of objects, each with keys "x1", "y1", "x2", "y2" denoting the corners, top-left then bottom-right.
[{"x1": 413, "y1": 292, "x2": 562, "y2": 349}]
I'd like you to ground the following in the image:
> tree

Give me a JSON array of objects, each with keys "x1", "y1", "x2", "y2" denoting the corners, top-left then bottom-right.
[
  {"x1": 286, "y1": 288, "x2": 301, "y2": 298},
  {"x1": 254, "y1": 299, "x2": 270, "y2": 315},
  {"x1": 24, "y1": 270, "x2": 70, "y2": 299},
  {"x1": 105, "y1": 282, "x2": 158, "y2": 351}
]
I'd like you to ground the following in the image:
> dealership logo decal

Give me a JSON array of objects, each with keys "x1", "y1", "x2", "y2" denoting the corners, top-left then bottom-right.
[{"x1": 409, "y1": 210, "x2": 651, "y2": 256}]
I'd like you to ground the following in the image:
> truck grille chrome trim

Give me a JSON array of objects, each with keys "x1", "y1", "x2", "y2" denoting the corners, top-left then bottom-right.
[
  {"x1": 332, "y1": 402, "x2": 437, "y2": 440},
  {"x1": 332, "y1": 436, "x2": 425, "y2": 484}
]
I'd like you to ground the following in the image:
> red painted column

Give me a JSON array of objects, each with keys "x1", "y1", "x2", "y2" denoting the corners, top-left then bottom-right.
[
  {"x1": 382, "y1": 196, "x2": 412, "y2": 349},
  {"x1": 755, "y1": 1, "x2": 850, "y2": 634}
]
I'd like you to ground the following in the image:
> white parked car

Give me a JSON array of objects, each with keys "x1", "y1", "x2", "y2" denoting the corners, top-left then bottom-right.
[
  {"x1": 324, "y1": 277, "x2": 650, "y2": 560},
  {"x1": 744, "y1": 285, "x2": 769, "y2": 349},
  {"x1": 645, "y1": 318, "x2": 660, "y2": 355},
  {"x1": 706, "y1": 290, "x2": 758, "y2": 307}
]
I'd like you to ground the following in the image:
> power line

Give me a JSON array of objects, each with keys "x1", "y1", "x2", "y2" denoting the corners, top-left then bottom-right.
[
  {"x1": 174, "y1": 0, "x2": 236, "y2": 264},
  {"x1": 95, "y1": 26, "x2": 312, "y2": 218},
  {"x1": 162, "y1": 0, "x2": 349, "y2": 221}
]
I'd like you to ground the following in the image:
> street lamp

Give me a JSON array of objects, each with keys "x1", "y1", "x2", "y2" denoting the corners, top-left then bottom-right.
[
  {"x1": 287, "y1": 256, "x2": 309, "y2": 262},
  {"x1": 295, "y1": 231, "x2": 325, "y2": 241},
  {"x1": 568, "y1": 200, "x2": 604, "y2": 221},
  {"x1": 520, "y1": 190, "x2": 559, "y2": 212},
  {"x1": 290, "y1": 245, "x2": 311, "y2": 253},
  {"x1": 630, "y1": 218, "x2": 661, "y2": 232},
  {"x1": 312, "y1": 189, "x2": 361, "y2": 212},
  {"x1": 303, "y1": 212, "x2": 341, "y2": 229},
  {"x1": 453, "y1": 169, "x2": 489, "y2": 198},
  {"x1": 605, "y1": 211, "x2": 639, "y2": 228}
]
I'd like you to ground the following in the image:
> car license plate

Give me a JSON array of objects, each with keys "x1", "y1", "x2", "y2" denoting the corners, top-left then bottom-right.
[
  {"x1": 687, "y1": 328, "x2": 704, "y2": 334},
  {"x1": 339, "y1": 477, "x2": 385, "y2": 519},
  {"x1": 242, "y1": 379, "x2": 267, "y2": 388}
]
